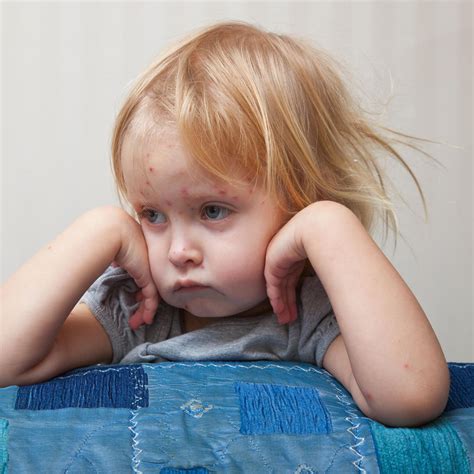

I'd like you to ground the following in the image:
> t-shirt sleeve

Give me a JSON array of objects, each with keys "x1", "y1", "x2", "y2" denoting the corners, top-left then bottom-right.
[
  {"x1": 79, "y1": 266, "x2": 147, "y2": 364},
  {"x1": 297, "y1": 276, "x2": 341, "y2": 367}
]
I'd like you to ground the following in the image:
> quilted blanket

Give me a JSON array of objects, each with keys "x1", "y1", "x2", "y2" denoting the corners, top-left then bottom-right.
[{"x1": 0, "y1": 361, "x2": 472, "y2": 473}]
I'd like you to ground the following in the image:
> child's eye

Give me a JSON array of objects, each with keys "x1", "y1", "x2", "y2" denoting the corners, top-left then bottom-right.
[
  {"x1": 201, "y1": 205, "x2": 230, "y2": 221},
  {"x1": 140, "y1": 209, "x2": 166, "y2": 224}
]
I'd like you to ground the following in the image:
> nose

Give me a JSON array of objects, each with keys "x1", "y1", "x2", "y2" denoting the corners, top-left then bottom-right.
[{"x1": 168, "y1": 232, "x2": 203, "y2": 267}]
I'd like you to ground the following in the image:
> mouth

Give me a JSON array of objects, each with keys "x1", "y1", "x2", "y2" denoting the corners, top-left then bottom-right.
[{"x1": 173, "y1": 280, "x2": 210, "y2": 292}]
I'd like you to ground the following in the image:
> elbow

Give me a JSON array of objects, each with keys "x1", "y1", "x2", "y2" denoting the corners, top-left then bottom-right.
[
  {"x1": 0, "y1": 371, "x2": 21, "y2": 389},
  {"x1": 360, "y1": 366, "x2": 451, "y2": 427},
  {"x1": 368, "y1": 390, "x2": 449, "y2": 428}
]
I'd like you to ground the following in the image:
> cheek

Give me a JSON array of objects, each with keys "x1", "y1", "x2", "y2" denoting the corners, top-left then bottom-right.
[
  {"x1": 212, "y1": 239, "x2": 267, "y2": 291},
  {"x1": 142, "y1": 233, "x2": 168, "y2": 282}
]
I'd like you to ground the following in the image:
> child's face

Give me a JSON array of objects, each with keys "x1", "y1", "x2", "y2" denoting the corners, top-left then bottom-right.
[{"x1": 122, "y1": 127, "x2": 287, "y2": 318}]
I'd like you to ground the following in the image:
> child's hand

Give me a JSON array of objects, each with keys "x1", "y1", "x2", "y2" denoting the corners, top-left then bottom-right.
[
  {"x1": 113, "y1": 210, "x2": 160, "y2": 330},
  {"x1": 264, "y1": 210, "x2": 309, "y2": 325}
]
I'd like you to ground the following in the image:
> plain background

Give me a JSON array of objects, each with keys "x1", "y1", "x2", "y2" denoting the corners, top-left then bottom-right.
[{"x1": 1, "y1": 1, "x2": 472, "y2": 361}]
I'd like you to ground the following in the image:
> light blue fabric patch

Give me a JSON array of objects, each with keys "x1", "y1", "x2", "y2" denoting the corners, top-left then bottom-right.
[
  {"x1": 130, "y1": 362, "x2": 376, "y2": 472},
  {"x1": 160, "y1": 468, "x2": 209, "y2": 473},
  {"x1": 235, "y1": 382, "x2": 332, "y2": 435},
  {"x1": 0, "y1": 418, "x2": 8, "y2": 474},
  {"x1": 370, "y1": 417, "x2": 471, "y2": 474},
  {"x1": 15, "y1": 365, "x2": 148, "y2": 410}
]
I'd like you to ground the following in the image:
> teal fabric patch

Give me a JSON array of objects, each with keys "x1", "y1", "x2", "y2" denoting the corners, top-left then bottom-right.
[
  {"x1": 370, "y1": 417, "x2": 471, "y2": 474},
  {"x1": 235, "y1": 382, "x2": 331, "y2": 435},
  {"x1": 0, "y1": 418, "x2": 8, "y2": 474}
]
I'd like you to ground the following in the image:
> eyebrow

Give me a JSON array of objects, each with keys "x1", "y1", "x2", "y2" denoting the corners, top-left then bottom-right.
[{"x1": 131, "y1": 188, "x2": 241, "y2": 209}]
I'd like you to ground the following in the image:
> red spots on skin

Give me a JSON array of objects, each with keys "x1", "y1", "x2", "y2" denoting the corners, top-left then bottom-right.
[
  {"x1": 232, "y1": 195, "x2": 238, "y2": 200},
  {"x1": 181, "y1": 188, "x2": 189, "y2": 196},
  {"x1": 403, "y1": 363, "x2": 410, "y2": 369},
  {"x1": 218, "y1": 190, "x2": 226, "y2": 196},
  {"x1": 149, "y1": 166, "x2": 154, "y2": 172},
  {"x1": 146, "y1": 181, "x2": 151, "y2": 186},
  {"x1": 165, "y1": 200, "x2": 172, "y2": 206}
]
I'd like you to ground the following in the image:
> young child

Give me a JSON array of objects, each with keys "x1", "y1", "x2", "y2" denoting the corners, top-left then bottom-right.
[{"x1": 1, "y1": 21, "x2": 449, "y2": 427}]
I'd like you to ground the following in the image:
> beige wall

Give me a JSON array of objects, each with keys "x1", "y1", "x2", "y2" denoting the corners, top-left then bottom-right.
[{"x1": 1, "y1": 1, "x2": 472, "y2": 361}]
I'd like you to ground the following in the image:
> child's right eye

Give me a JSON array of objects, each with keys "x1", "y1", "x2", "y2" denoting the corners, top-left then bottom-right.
[{"x1": 140, "y1": 209, "x2": 166, "y2": 224}]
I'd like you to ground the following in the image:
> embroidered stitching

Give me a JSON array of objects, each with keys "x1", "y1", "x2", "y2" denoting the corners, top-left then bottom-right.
[{"x1": 325, "y1": 375, "x2": 367, "y2": 473}]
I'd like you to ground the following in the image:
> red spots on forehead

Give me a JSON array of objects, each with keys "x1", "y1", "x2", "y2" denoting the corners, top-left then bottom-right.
[
  {"x1": 146, "y1": 181, "x2": 151, "y2": 186},
  {"x1": 149, "y1": 167, "x2": 154, "y2": 172},
  {"x1": 181, "y1": 187, "x2": 189, "y2": 196}
]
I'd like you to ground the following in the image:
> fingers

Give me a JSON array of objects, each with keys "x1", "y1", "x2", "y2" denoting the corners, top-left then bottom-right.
[
  {"x1": 129, "y1": 306, "x2": 145, "y2": 330},
  {"x1": 130, "y1": 285, "x2": 160, "y2": 329},
  {"x1": 267, "y1": 279, "x2": 298, "y2": 325},
  {"x1": 266, "y1": 261, "x2": 304, "y2": 324}
]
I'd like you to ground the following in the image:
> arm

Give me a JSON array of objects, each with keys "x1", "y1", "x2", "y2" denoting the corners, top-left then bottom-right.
[
  {"x1": 0, "y1": 206, "x2": 159, "y2": 387},
  {"x1": 265, "y1": 200, "x2": 450, "y2": 426}
]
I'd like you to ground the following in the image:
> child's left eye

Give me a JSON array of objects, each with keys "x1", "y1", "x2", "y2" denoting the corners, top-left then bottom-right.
[{"x1": 201, "y1": 205, "x2": 230, "y2": 220}]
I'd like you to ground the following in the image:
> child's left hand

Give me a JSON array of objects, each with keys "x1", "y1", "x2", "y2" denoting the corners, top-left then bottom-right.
[{"x1": 264, "y1": 208, "x2": 309, "y2": 324}]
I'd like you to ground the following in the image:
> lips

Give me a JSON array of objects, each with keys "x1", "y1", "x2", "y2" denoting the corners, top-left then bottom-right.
[{"x1": 173, "y1": 280, "x2": 209, "y2": 292}]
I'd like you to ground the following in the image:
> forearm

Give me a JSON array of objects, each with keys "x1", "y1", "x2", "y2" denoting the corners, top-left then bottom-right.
[
  {"x1": 0, "y1": 206, "x2": 125, "y2": 378},
  {"x1": 300, "y1": 201, "x2": 449, "y2": 421}
]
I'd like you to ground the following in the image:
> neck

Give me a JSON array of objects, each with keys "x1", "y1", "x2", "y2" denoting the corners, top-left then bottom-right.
[{"x1": 181, "y1": 298, "x2": 274, "y2": 332}]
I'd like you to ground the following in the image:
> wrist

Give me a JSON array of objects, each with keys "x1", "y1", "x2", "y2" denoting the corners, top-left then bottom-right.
[
  {"x1": 297, "y1": 200, "x2": 358, "y2": 258},
  {"x1": 74, "y1": 206, "x2": 132, "y2": 267}
]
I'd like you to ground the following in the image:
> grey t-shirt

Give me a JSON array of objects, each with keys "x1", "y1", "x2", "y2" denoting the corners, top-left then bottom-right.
[{"x1": 80, "y1": 266, "x2": 340, "y2": 367}]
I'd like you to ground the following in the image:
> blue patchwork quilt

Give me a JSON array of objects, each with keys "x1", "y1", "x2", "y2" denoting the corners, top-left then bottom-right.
[{"x1": 0, "y1": 361, "x2": 472, "y2": 473}]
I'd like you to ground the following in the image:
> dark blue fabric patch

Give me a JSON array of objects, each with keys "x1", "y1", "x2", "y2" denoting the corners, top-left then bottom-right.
[
  {"x1": 15, "y1": 365, "x2": 148, "y2": 410},
  {"x1": 446, "y1": 364, "x2": 474, "y2": 411},
  {"x1": 235, "y1": 382, "x2": 331, "y2": 435},
  {"x1": 160, "y1": 469, "x2": 209, "y2": 474}
]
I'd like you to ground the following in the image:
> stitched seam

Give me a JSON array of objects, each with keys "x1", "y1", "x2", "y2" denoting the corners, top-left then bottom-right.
[
  {"x1": 325, "y1": 375, "x2": 367, "y2": 473},
  {"x1": 449, "y1": 363, "x2": 472, "y2": 369},
  {"x1": 62, "y1": 421, "x2": 123, "y2": 472},
  {"x1": 130, "y1": 370, "x2": 144, "y2": 474},
  {"x1": 144, "y1": 362, "x2": 327, "y2": 374}
]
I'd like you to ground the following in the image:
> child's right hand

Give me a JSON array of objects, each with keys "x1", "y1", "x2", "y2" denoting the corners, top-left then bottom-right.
[
  {"x1": 112, "y1": 208, "x2": 160, "y2": 330},
  {"x1": 1, "y1": 205, "x2": 161, "y2": 386}
]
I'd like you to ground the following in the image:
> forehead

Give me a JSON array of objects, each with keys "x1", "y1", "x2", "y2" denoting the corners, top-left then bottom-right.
[
  {"x1": 122, "y1": 125, "x2": 189, "y2": 182},
  {"x1": 121, "y1": 126, "x2": 255, "y2": 201}
]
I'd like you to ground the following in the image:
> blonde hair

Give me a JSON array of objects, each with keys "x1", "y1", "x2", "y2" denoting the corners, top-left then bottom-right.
[{"x1": 112, "y1": 20, "x2": 432, "y2": 241}]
